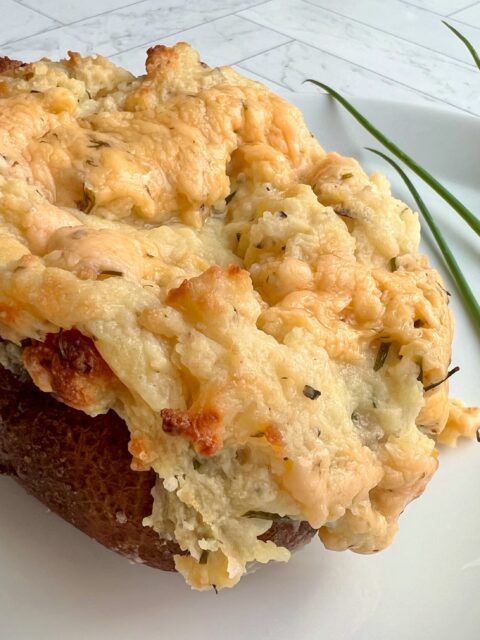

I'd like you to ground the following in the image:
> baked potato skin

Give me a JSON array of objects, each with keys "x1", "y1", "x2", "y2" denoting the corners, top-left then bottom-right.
[{"x1": 0, "y1": 363, "x2": 316, "y2": 570}]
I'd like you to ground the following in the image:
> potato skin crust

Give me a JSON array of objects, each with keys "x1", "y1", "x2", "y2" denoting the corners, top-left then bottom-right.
[{"x1": 0, "y1": 363, "x2": 316, "y2": 571}]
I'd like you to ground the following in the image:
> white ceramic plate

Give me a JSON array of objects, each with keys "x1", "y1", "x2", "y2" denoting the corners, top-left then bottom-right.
[{"x1": 1, "y1": 95, "x2": 479, "y2": 640}]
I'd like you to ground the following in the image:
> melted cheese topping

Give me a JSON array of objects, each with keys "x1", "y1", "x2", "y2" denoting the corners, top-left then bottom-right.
[{"x1": 0, "y1": 43, "x2": 476, "y2": 590}]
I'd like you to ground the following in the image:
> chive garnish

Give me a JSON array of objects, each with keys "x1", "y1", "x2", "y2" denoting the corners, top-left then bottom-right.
[
  {"x1": 374, "y1": 342, "x2": 391, "y2": 371},
  {"x1": 57, "y1": 332, "x2": 68, "y2": 360},
  {"x1": 193, "y1": 458, "x2": 201, "y2": 470},
  {"x1": 278, "y1": 210, "x2": 288, "y2": 218},
  {"x1": 303, "y1": 385, "x2": 321, "y2": 400},
  {"x1": 424, "y1": 366, "x2": 460, "y2": 392},
  {"x1": 199, "y1": 550, "x2": 209, "y2": 564},
  {"x1": 389, "y1": 257, "x2": 398, "y2": 272},
  {"x1": 341, "y1": 172, "x2": 353, "y2": 180},
  {"x1": 98, "y1": 270, "x2": 123, "y2": 279},
  {"x1": 367, "y1": 149, "x2": 480, "y2": 332},
  {"x1": 225, "y1": 190, "x2": 237, "y2": 205},
  {"x1": 243, "y1": 511, "x2": 291, "y2": 521},
  {"x1": 305, "y1": 79, "x2": 480, "y2": 237},
  {"x1": 442, "y1": 22, "x2": 480, "y2": 71},
  {"x1": 88, "y1": 139, "x2": 111, "y2": 149},
  {"x1": 476, "y1": 428, "x2": 480, "y2": 443},
  {"x1": 250, "y1": 431, "x2": 265, "y2": 438}
]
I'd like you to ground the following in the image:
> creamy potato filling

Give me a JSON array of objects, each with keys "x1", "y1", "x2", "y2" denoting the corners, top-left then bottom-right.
[{"x1": 0, "y1": 43, "x2": 477, "y2": 590}]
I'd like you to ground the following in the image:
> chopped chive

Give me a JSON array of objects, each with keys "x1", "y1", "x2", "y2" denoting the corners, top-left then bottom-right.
[
  {"x1": 277, "y1": 210, "x2": 288, "y2": 218},
  {"x1": 389, "y1": 257, "x2": 398, "y2": 272},
  {"x1": 97, "y1": 271, "x2": 123, "y2": 282},
  {"x1": 88, "y1": 139, "x2": 111, "y2": 149},
  {"x1": 57, "y1": 332, "x2": 68, "y2": 360},
  {"x1": 250, "y1": 431, "x2": 265, "y2": 438},
  {"x1": 443, "y1": 21, "x2": 480, "y2": 71},
  {"x1": 242, "y1": 511, "x2": 291, "y2": 521},
  {"x1": 192, "y1": 458, "x2": 201, "y2": 470},
  {"x1": 199, "y1": 550, "x2": 209, "y2": 564},
  {"x1": 305, "y1": 79, "x2": 480, "y2": 237},
  {"x1": 225, "y1": 190, "x2": 237, "y2": 205},
  {"x1": 374, "y1": 342, "x2": 391, "y2": 371},
  {"x1": 351, "y1": 410, "x2": 361, "y2": 424},
  {"x1": 341, "y1": 172, "x2": 353, "y2": 180},
  {"x1": 424, "y1": 366, "x2": 460, "y2": 392},
  {"x1": 303, "y1": 384, "x2": 321, "y2": 400},
  {"x1": 367, "y1": 148, "x2": 480, "y2": 333},
  {"x1": 476, "y1": 428, "x2": 480, "y2": 443}
]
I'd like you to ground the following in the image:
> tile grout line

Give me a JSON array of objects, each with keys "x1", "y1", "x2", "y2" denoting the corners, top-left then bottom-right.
[
  {"x1": 233, "y1": 38, "x2": 294, "y2": 66},
  {"x1": 238, "y1": 37, "x2": 477, "y2": 115},
  {"x1": 3, "y1": 1, "x2": 275, "y2": 56},
  {"x1": 397, "y1": 0, "x2": 445, "y2": 16},
  {"x1": 239, "y1": 13, "x2": 310, "y2": 44},
  {"x1": 1, "y1": 0, "x2": 63, "y2": 48},
  {"x1": 108, "y1": 12, "x2": 280, "y2": 61},
  {"x1": 0, "y1": 23, "x2": 61, "y2": 50},
  {"x1": 447, "y1": 1, "x2": 480, "y2": 17},
  {"x1": 447, "y1": 14, "x2": 480, "y2": 28},
  {"x1": 301, "y1": 0, "x2": 480, "y2": 70},
  {"x1": 11, "y1": 0, "x2": 149, "y2": 28},
  {"x1": 236, "y1": 63, "x2": 290, "y2": 89},
  {"x1": 10, "y1": 0, "x2": 64, "y2": 25},
  {"x1": 16, "y1": 0, "x2": 275, "y2": 33}
]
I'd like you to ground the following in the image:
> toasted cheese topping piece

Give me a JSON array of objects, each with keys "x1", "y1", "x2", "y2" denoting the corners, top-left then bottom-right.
[{"x1": 0, "y1": 43, "x2": 476, "y2": 590}]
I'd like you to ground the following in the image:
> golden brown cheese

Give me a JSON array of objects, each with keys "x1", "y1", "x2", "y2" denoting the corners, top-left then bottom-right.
[{"x1": 0, "y1": 43, "x2": 476, "y2": 590}]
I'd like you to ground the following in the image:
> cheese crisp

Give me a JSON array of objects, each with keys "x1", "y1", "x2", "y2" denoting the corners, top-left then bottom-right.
[{"x1": 0, "y1": 43, "x2": 477, "y2": 590}]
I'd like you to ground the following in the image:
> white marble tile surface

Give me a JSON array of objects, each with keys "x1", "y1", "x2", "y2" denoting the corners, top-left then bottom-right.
[
  {"x1": 453, "y1": 2, "x2": 480, "y2": 25},
  {"x1": 401, "y1": 0, "x2": 479, "y2": 15},
  {"x1": 60, "y1": 0, "x2": 266, "y2": 56},
  {"x1": 1, "y1": 0, "x2": 480, "y2": 114},
  {"x1": 239, "y1": 39, "x2": 446, "y2": 108},
  {"x1": 0, "y1": 26, "x2": 104, "y2": 63},
  {"x1": 307, "y1": 0, "x2": 480, "y2": 66},
  {"x1": 15, "y1": 0, "x2": 142, "y2": 24},
  {"x1": 110, "y1": 15, "x2": 290, "y2": 75},
  {"x1": 240, "y1": 0, "x2": 480, "y2": 114},
  {"x1": 0, "y1": 0, "x2": 59, "y2": 46}
]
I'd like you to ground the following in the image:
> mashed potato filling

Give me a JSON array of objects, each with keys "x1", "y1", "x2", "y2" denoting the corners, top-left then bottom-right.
[{"x1": 0, "y1": 44, "x2": 477, "y2": 590}]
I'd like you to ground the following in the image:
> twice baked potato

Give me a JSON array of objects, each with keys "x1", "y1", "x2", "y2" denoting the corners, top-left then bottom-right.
[{"x1": 0, "y1": 43, "x2": 477, "y2": 590}]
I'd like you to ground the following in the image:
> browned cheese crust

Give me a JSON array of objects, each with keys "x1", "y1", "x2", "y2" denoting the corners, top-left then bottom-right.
[
  {"x1": 0, "y1": 361, "x2": 316, "y2": 569},
  {"x1": 0, "y1": 57, "x2": 24, "y2": 73}
]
